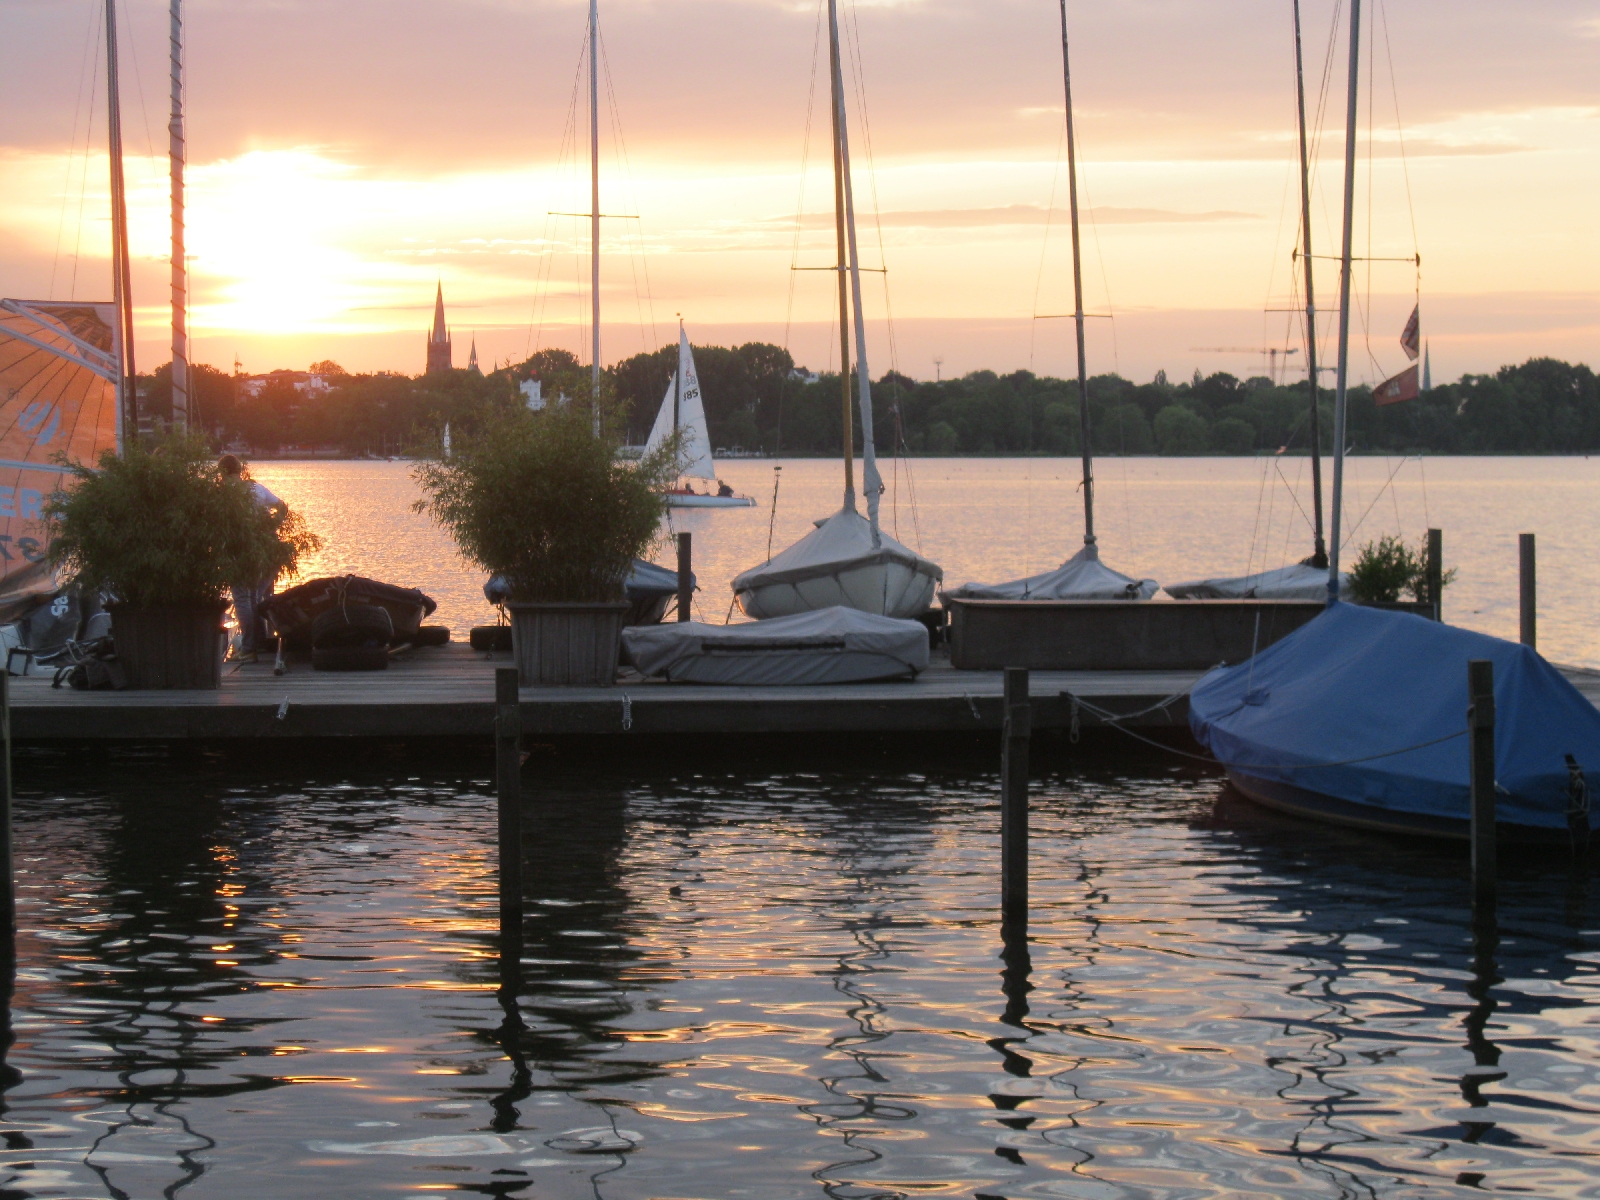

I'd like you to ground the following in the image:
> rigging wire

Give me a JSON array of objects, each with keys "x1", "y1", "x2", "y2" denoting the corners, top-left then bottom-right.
[
  {"x1": 51, "y1": 1, "x2": 102, "y2": 301},
  {"x1": 782, "y1": 1, "x2": 826, "y2": 382},
  {"x1": 598, "y1": 27, "x2": 658, "y2": 359},
  {"x1": 526, "y1": 35, "x2": 588, "y2": 360}
]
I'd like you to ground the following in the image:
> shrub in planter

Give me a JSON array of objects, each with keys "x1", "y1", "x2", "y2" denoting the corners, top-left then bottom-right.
[
  {"x1": 1347, "y1": 532, "x2": 1455, "y2": 608},
  {"x1": 414, "y1": 405, "x2": 678, "y2": 685},
  {"x1": 44, "y1": 433, "x2": 320, "y2": 688}
]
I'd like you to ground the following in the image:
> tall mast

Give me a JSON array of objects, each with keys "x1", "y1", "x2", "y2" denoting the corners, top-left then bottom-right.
[
  {"x1": 1059, "y1": 1, "x2": 1094, "y2": 547},
  {"x1": 169, "y1": 0, "x2": 188, "y2": 432},
  {"x1": 588, "y1": 0, "x2": 601, "y2": 436},
  {"x1": 1292, "y1": 0, "x2": 1325, "y2": 566},
  {"x1": 1328, "y1": 0, "x2": 1361, "y2": 602},
  {"x1": 106, "y1": 0, "x2": 136, "y2": 445},
  {"x1": 673, "y1": 320, "x2": 681, "y2": 436},
  {"x1": 826, "y1": 0, "x2": 854, "y2": 508},
  {"x1": 833, "y1": 0, "x2": 881, "y2": 541}
]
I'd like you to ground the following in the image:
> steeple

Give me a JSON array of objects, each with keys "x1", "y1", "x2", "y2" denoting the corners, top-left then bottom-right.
[
  {"x1": 468, "y1": 334, "x2": 481, "y2": 375},
  {"x1": 426, "y1": 281, "x2": 452, "y2": 373},
  {"x1": 1422, "y1": 341, "x2": 1432, "y2": 392}
]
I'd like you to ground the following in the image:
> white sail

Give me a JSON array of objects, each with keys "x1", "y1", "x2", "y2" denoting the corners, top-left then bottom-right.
[{"x1": 643, "y1": 325, "x2": 715, "y2": 481}]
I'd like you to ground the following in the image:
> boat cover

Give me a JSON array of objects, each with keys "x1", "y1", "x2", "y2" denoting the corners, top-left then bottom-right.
[
  {"x1": 1166, "y1": 561, "x2": 1343, "y2": 600},
  {"x1": 485, "y1": 559, "x2": 690, "y2": 606},
  {"x1": 623, "y1": 606, "x2": 929, "y2": 685},
  {"x1": 1190, "y1": 601, "x2": 1600, "y2": 830},
  {"x1": 945, "y1": 543, "x2": 1157, "y2": 601},
  {"x1": 732, "y1": 506, "x2": 942, "y2": 616}
]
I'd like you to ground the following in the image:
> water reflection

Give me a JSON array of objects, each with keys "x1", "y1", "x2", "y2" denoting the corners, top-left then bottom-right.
[{"x1": 0, "y1": 755, "x2": 1596, "y2": 1197}]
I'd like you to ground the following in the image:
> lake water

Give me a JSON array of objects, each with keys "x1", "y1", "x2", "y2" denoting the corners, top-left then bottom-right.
[
  {"x1": 5, "y1": 752, "x2": 1599, "y2": 1198},
  {"x1": 253, "y1": 456, "x2": 1600, "y2": 667}
]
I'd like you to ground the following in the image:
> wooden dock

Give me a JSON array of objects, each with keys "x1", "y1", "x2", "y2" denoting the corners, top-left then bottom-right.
[
  {"x1": 15, "y1": 645, "x2": 1599, "y2": 745},
  {"x1": 11, "y1": 644, "x2": 1206, "y2": 742}
]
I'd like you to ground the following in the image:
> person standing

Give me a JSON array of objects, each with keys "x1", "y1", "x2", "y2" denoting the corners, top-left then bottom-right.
[{"x1": 219, "y1": 454, "x2": 288, "y2": 662}]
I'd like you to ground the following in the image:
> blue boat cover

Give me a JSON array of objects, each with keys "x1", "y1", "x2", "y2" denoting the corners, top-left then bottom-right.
[{"x1": 1190, "y1": 602, "x2": 1600, "y2": 830}]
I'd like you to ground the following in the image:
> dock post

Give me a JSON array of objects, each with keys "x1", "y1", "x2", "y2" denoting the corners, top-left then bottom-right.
[
  {"x1": 495, "y1": 668, "x2": 523, "y2": 978},
  {"x1": 1518, "y1": 533, "x2": 1535, "y2": 649},
  {"x1": 676, "y1": 532, "x2": 692, "y2": 623},
  {"x1": 1000, "y1": 668, "x2": 1031, "y2": 922},
  {"x1": 1427, "y1": 528, "x2": 1442, "y2": 622},
  {"x1": 1468, "y1": 660, "x2": 1496, "y2": 905},
  {"x1": 1, "y1": 673, "x2": 16, "y2": 1087}
]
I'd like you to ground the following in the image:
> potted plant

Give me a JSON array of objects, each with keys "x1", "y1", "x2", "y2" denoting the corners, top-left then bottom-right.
[
  {"x1": 414, "y1": 404, "x2": 676, "y2": 686},
  {"x1": 1347, "y1": 532, "x2": 1454, "y2": 615},
  {"x1": 45, "y1": 433, "x2": 319, "y2": 689}
]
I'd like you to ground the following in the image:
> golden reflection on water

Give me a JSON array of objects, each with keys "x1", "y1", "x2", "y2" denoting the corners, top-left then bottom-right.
[
  {"x1": 1, "y1": 761, "x2": 1597, "y2": 1197},
  {"x1": 254, "y1": 456, "x2": 1600, "y2": 667}
]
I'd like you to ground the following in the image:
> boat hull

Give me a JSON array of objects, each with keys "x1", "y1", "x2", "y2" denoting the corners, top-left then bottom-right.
[
  {"x1": 666, "y1": 493, "x2": 755, "y2": 508},
  {"x1": 737, "y1": 559, "x2": 937, "y2": 621},
  {"x1": 1227, "y1": 770, "x2": 1576, "y2": 845}
]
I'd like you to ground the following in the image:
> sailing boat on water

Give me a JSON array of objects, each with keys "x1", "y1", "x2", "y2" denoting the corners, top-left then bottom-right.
[
  {"x1": 945, "y1": 3, "x2": 1156, "y2": 603},
  {"x1": 731, "y1": 0, "x2": 941, "y2": 620},
  {"x1": 643, "y1": 323, "x2": 754, "y2": 508},
  {"x1": 1190, "y1": 0, "x2": 1600, "y2": 841},
  {"x1": 1167, "y1": 0, "x2": 1336, "y2": 602}
]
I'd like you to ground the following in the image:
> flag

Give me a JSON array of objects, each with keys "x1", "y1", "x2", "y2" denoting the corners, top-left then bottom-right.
[
  {"x1": 1374, "y1": 364, "x2": 1419, "y2": 407},
  {"x1": 1400, "y1": 304, "x2": 1420, "y2": 361}
]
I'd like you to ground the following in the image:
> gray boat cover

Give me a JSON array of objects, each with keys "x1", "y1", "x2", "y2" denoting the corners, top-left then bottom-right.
[
  {"x1": 622, "y1": 606, "x2": 930, "y2": 685},
  {"x1": 1165, "y1": 561, "x2": 1344, "y2": 600},
  {"x1": 945, "y1": 543, "x2": 1158, "y2": 601}
]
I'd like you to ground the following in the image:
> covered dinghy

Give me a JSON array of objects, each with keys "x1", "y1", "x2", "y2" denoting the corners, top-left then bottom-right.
[
  {"x1": 733, "y1": 507, "x2": 941, "y2": 620},
  {"x1": 1191, "y1": 602, "x2": 1600, "y2": 837},
  {"x1": 946, "y1": 543, "x2": 1157, "y2": 601},
  {"x1": 623, "y1": 606, "x2": 929, "y2": 685},
  {"x1": 1167, "y1": 561, "x2": 1342, "y2": 601},
  {"x1": 487, "y1": 559, "x2": 690, "y2": 626}
]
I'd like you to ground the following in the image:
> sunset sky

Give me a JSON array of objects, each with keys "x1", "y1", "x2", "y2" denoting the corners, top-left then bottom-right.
[{"x1": 2, "y1": 0, "x2": 1596, "y2": 385}]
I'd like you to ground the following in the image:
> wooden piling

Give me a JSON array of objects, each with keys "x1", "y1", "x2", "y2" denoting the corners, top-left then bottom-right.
[
  {"x1": 677, "y1": 532, "x2": 693, "y2": 623},
  {"x1": 0, "y1": 673, "x2": 12, "y2": 947},
  {"x1": 1518, "y1": 533, "x2": 1536, "y2": 649},
  {"x1": 495, "y1": 667, "x2": 523, "y2": 969},
  {"x1": 1468, "y1": 660, "x2": 1496, "y2": 903},
  {"x1": 1427, "y1": 528, "x2": 1443, "y2": 622},
  {"x1": 1000, "y1": 667, "x2": 1031, "y2": 921}
]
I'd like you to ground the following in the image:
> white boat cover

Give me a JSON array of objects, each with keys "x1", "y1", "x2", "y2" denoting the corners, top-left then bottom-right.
[
  {"x1": 643, "y1": 326, "x2": 716, "y2": 481},
  {"x1": 623, "y1": 606, "x2": 929, "y2": 685},
  {"x1": 945, "y1": 543, "x2": 1158, "y2": 601},
  {"x1": 732, "y1": 506, "x2": 942, "y2": 620},
  {"x1": 1165, "y1": 561, "x2": 1345, "y2": 600}
]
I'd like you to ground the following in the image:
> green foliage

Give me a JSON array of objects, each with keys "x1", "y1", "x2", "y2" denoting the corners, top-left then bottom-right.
[
  {"x1": 412, "y1": 406, "x2": 678, "y2": 603},
  {"x1": 1154, "y1": 405, "x2": 1211, "y2": 454},
  {"x1": 44, "y1": 432, "x2": 320, "y2": 608},
  {"x1": 1346, "y1": 533, "x2": 1455, "y2": 604}
]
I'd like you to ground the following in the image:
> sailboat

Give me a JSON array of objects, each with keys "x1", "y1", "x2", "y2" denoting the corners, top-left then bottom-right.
[
  {"x1": 1189, "y1": 0, "x2": 1599, "y2": 840},
  {"x1": 944, "y1": 3, "x2": 1156, "y2": 603},
  {"x1": 730, "y1": 0, "x2": 941, "y2": 621},
  {"x1": 0, "y1": 0, "x2": 129, "y2": 627},
  {"x1": 643, "y1": 323, "x2": 754, "y2": 508},
  {"x1": 1166, "y1": 0, "x2": 1336, "y2": 602}
]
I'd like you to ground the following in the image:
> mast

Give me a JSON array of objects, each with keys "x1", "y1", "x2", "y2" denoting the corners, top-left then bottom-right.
[
  {"x1": 673, "y1": 321, "x2": 681, "y2": 437},
  {"x1": 1292, "y1": 0, "x2": 1326, "y2": 566},
  {"x1": 1059, "y1": 1, "x2": 1094, "y2": 547},
  {"x1": 106, "y1": 0, "x2": 136, "y2": 446},
  {"x1": 1328, "y1": 0, "x2": 1361, "y2": 603},
  {"x1": 833, "y1": 0, "x2": 881, "y2": 541},
  {"x1": 588, "y1": 0, "x2": 601, "y2": 436},
  {"x1": 826, "y1": 0, "x2": 854, "y2": 508},
  {"x1": 169, "y1": 0, "x2": 188, "y2": 432}
]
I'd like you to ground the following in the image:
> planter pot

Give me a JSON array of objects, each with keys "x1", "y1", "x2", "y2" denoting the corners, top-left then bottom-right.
[
  {"x1": 110, "y1": 604, "x2": 227, "y2": 690},
  {"x1": 507, "y1": 602, "x2": 629, "y2": 687},
  {"x1": 1356, "y1": 599, "x2": 1437, "y2": 619}
]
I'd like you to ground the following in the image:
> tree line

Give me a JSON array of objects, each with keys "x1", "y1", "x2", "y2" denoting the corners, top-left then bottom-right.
[{"x1": 135, "y1": 346, "x2": 1599, "y2": 458}]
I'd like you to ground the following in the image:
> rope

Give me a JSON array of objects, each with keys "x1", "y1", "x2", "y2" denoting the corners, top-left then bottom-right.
[{"x1": 1062, "y1": 689, "x2": 1468, "y2": 771}]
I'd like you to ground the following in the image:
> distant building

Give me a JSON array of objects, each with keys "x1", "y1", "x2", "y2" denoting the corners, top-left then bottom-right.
[
  {"x1": 237, "y1": 369, "x2": 335, "y2": 401},
  {"x1": 520, "y1": 379, "x2": 545, "y2": 411},
  {"x1": 467, "y1": 335, "x2": 481, "y2": 376},
  {"x1": 426, "y1": 283, "x2": 452, "y2": 373}
]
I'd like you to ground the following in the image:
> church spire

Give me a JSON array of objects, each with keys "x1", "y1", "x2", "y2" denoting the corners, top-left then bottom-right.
[
  {"x1": 468, "y1": 334, "x2": 481, "y2": 375},
  {"x1": 426, "y1": 281, "x2": 452, "y2": 373}
]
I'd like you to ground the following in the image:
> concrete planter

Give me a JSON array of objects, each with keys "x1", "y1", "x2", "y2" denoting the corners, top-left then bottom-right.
[
  {"x1": 945, "y1": 598, "x2": 1327, "y2": 672},
  {"x1": 507, "y1": 602, "x2": 629, "y2": 687},
  {"x1": 110, "y1": 604, "x2": 227, "y2": 689}
]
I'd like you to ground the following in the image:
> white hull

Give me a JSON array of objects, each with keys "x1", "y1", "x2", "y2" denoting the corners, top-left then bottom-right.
[
  {"x1": 666, "y1": 493, "x2": 756, "y2": 509},
  {"x1": 737, "y1": 557, "x2": 937, "y2": 621}
]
